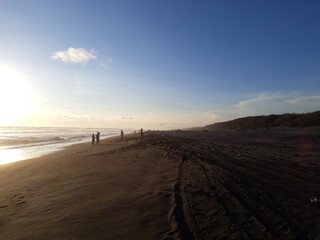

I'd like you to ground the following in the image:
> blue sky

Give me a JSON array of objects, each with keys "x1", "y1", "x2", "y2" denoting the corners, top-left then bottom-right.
[{"x1": 0, "y1": 0, "x2": 319, "y2": 129}]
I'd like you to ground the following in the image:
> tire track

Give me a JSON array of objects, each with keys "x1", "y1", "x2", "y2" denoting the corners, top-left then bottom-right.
[
  {"x1": 185, "y1": 154, "x2": 275, "y2": 240},
  {"x1": 166, "y1": 157, "x2": 194, "y2": 240},
  {"x1": 158, "y1": 132, "x2": 317, "y2": 240},
  {"x1": 189, "y1": 146, "x2": 310, "y2": 239}
]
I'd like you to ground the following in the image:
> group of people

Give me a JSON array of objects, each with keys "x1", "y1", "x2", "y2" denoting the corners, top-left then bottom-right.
[
  {"x1": 91, "y1": 132, "x2": 100, "y2": 144},
  {"x1": 91, "y1": 128, "x2": 144, "y2": 145}
]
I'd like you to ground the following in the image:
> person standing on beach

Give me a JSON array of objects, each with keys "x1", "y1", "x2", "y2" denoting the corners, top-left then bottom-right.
[
  {"x1": 140, "y1": 128, "x2": 144, "y2": 138},
  {"x1": 96, "y1": 132, "x2": 100, "y2": 144},
  {"x1": 121, "y1": 129, "x2": 124, "y2": 141},
  {"x1": 92, "y1": 133, "x2": 95, "y2": 145}
]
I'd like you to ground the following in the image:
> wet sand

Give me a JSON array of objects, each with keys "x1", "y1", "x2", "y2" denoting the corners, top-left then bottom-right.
[{"x1": 0, "y1": 129, "x2": 319, "y2": 239}]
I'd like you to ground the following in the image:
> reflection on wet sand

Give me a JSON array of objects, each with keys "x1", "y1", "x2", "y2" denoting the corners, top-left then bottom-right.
[
  {"x1": 0, "y1": 148, "x2": 23, "y2": 165},
  {"x1": 0, "y1": 147, "x2": 59, "y2": 165}
]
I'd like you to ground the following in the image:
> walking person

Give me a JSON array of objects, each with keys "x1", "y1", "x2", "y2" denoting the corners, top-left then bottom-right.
[
  {"x1": 140, "y1": 128, "x2": 144, "y2": 138},
  {"x1": 121, "y1": 129, "x2": 124, "y2": 141},
  {"x1": 91, "y1": 133, "x2": 95, "y2": 145}
]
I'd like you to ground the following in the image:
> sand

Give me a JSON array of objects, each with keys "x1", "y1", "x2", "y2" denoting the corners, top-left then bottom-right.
[{"x1": 0, "y1": 129, "x2": 319, "y2": 240}]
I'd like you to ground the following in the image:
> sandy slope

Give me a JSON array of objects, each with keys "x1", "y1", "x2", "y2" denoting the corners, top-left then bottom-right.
[{"x1": 0, "y1": 129, "x2": 319, "y2": 240}]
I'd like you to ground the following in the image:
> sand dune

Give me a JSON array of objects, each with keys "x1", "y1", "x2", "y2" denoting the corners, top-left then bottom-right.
[{"x1": 0, "y1": 130, "x2": 319, "y2": 239}]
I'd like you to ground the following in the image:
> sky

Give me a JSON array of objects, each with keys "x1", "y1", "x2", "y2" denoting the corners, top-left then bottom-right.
[{"x1": 0, "y1": 0, "x2": 319, "y2": 129}]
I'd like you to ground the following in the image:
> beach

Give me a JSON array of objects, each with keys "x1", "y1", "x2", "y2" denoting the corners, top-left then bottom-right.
[
  {"x1": 0, "y1": 129, "x2": 319, "y2": 239},
  {"x1": 0, "y1": 127, "x2": 130, "y2": 164}
]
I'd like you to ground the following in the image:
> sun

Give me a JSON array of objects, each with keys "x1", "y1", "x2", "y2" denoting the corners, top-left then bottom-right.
[{"x1": 0, "y1": 65, "x2": 32, "y2": 126}]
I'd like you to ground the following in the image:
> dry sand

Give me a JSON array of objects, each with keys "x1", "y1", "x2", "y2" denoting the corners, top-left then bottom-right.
[{"x1": 0, "y1": 129, "x2": 319, "y2": 240}]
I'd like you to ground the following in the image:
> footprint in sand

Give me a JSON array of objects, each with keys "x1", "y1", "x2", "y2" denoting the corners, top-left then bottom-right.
[
  {"x1": 12, "y1": 197, "x2": 26, "y2": 205},
  {"x1": 10, "y1": 192, "x2": 28, "y2": 206},
  {"x1": 0, "y1": 203, "x2": 8, "y2": 208}
]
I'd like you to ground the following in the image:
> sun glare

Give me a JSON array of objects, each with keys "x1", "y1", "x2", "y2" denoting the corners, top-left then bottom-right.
[
  {"x1": 0, "y1": 65, "x2": 32, "y2": 126},
  {"x1": 0, "y1": 148, "x2": 23, "y2": 165}
]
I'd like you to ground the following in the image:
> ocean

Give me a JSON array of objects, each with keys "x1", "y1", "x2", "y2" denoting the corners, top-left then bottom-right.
[{"x1": 0, "y1": 127, "x2": 131, "y2": 165}]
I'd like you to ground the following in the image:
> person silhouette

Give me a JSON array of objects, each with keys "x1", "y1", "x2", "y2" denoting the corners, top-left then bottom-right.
[
  {"x1": 92, "y1": 133, "x2": 95, "y2": 145},
  {"x1": 96, "y1": 132, "x2": 100, "y2": 144},
  {"x1": 121, "y1": 129, "x2": 124, "y2": 141},
  {"x1": 140, "y1": 128, "x2": 144, "y2": 138}
]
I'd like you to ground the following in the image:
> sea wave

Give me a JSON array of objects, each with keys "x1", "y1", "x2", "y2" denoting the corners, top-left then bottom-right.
[
  {"x1": 0, "y1": 127, "x2": 132, "y2": 149},
  {"x1": 0, "y1": 127, "x2": 134, "y2": 163}
]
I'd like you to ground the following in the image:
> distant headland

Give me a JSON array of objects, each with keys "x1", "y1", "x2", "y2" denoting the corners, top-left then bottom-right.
[{"x1": 201, "y1": 111, "x2": 320, "y2": 130}]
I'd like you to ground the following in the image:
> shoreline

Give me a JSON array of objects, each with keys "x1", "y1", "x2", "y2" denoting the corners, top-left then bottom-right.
[
  {"x1": 0, "y1": 134, "x2": 121, "y2": 165},
  {"x1": 0, "y1": 132, "x2": 180, "y2": 239},
  {"x1": 0, "y1": 130, "x2": 319, "y2": 239}
]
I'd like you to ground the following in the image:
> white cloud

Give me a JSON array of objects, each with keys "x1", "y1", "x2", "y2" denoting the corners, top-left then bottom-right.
[
  {"x1": 121, "y1": 116, "x2": 133, "y2": 120},
  {"x1": 51, "y1": 47, "x2": 97, "y2": 63},
  {"x1": 100, "y1": 58, "x2": 113, "y2": 70},
  {"x1": 105, "y1": 58, "x2": 113, "y2": 63},
  {"x1": 286, "y1": 96, "x2": 320, "y2": 106},
  {"x1": 239, "y1": 93, "x2": 320, "y2": 113},
  {"x1": 236, "y1": 95, "x2": 281, "y2": 110},
  {"x1": 233, "y1": 92, "x2": 289, "y2": 115},
  {"x1": 100, "y1": 63, "x2": 111, "y2": 70},
  {"x1": 207, "y1": 92, "x2": 320, "y2": 123}
]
